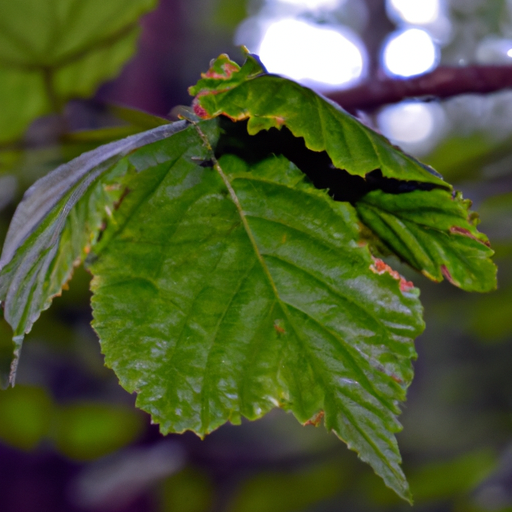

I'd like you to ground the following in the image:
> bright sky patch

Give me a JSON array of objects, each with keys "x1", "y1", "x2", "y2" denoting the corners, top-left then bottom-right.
[{"x1": 258, "y1": 18, "x2": 364, "y2": 88}]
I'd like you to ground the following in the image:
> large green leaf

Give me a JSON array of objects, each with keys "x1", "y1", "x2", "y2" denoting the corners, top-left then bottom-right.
[
  {"x1": 90, "y1": 123, "x2": 423, "y2": 500},
  {"x1": 0, "y1": 0, "x2": 157, "y2": 142}
]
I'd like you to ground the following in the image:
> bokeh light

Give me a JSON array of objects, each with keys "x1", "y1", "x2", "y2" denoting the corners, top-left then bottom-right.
[
  {"x1": 386, "y1": 0, "x2": 451, "y2": 47},
  {"x1": 383, "y1": 28, "x2": 439, "y2": 77},
  {"x1": 276, "y1": 0, "x2": 345, "y2": 10},
  {"x1": 377, "y1": 101, "x2": 446, "y2": 153},
  {"x1": 388, "y1": 0, "x2": 440, "y2": 24},
  {"x1": 477, "y1": 37, "x2": 512, "y2": 64},
  {"x1": 258, "y1": 18, "x2": 365, "y2": 88}
]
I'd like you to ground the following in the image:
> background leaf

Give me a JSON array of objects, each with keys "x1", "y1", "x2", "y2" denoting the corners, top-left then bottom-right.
[{"x1": 0, "y1": 0, "x2": 157, "y2": 142}]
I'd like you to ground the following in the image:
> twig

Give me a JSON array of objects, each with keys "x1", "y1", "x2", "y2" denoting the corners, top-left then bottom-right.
[{"x1": 327, "y1": 65, "x2": 512, "y2": 112}]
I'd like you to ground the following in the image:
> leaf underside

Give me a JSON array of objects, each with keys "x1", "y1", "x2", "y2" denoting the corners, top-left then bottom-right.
[
  {"x1": 0, "y1": 51, "x2": 497, "y2": 502},
  {"x1": 0, "y1": 123, "x2": 188, "y2": 372}
]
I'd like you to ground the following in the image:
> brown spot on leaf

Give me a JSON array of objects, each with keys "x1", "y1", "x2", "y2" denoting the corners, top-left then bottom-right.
[
  {"x1": 399, "y1": 279, "x2": 415, "y2": 293},
  {"x1": 304, "y1": 410, "x2": 324, "y2": 427},
  {"x1": 274, "y1": 323, "x2": 286, "y2": 335},
  {"x1": 370, "y1": 257, "x2": 414, "y2": 293},
  {"x1": 203, "y1": 61, "x2": 239, "y2": 80},
  {"x1": 273, "y1": 319, "x2": 286, "y2": 335},
  {"x1": 391, "y1": 374, "x2": 404, "y2": 384},
  {"x1": 192, "y1": 100, "x2": 210, "y2": 119},
  {"x1": 224, "y1": 61, "x2": 241, "y2": 76},
  {"x1": 196, "y1": 89, "x2": 223, "y2": 98},
  {"x1": 203, "y1": 71, "x2": 226, "y2": 79},
  {"x1": 450, "y1": 226, "x2": 490, "y2": 246},
  {"x1": 441, "y1": 264, "x2": 456, "y2": 285},
  {"x1": 224, "y1": 112, "x2": 250, "y2": 122}
]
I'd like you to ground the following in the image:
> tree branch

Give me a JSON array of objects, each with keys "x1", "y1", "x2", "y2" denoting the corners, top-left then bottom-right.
[{"x1": 327, "y1": 66, "x2": 512, "y2": 113}]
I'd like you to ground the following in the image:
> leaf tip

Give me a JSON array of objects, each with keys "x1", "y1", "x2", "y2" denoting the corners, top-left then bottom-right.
[{"x1": 203, "y1": 55, "x2": 240, "y2": 80}]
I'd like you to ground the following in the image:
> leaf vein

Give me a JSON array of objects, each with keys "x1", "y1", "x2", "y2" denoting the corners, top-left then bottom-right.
[{"x1": 283, "y1": 302, "x2": 399, "y2": 414}]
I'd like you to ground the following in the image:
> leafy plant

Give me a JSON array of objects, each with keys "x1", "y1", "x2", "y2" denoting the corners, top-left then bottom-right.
[{"x1": 0, "y1": 49, "x2": 496, "y2": 502}]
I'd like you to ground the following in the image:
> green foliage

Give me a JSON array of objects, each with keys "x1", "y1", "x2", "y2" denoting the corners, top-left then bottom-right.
[
  {"x1": 189, "y1": 55, "x2": 446, "y2": 185},
  {"x1": 0, "y1": 385, "x2": 53, "y2": 450},
  {"x1": 407, "y1": 449, "x2": 496, "y2": 503},
  {"x1": 0, "y1": 51, "x2": 496, "y2": 502},
  {"x1": 52, "y1": 402, "x2": 144, "y2": 460},
  {"x1": 0, "y1": 385, "x2": 143, "y2": 457},
  {"x1": 362, "y1": 448, "x2": 497, "y2": 507},
  {"x1": 227, "y1": 462, "x2": 345, "y2": 512},
  {"x1": 0, "y1": 0, "x2": 157, "y2": 142},
  {"x1": 0, "y1": 122, "x2": 188, "y2": 357},
  {"x1": 355, "y1": 189, "x2": 496, "y2": 291},
  {"x1": 161, "y1": 468, "x2": 214, "y2": 512}
]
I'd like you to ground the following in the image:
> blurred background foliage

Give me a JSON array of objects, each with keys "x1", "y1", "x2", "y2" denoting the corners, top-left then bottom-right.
[{"x1": 1, "y1": 0, "x2": 512, "y2": 511}]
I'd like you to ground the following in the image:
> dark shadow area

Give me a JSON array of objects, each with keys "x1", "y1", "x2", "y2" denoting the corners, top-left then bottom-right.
[{"x1": 216, "y1": 117, "x2": 441, "y2": 203}]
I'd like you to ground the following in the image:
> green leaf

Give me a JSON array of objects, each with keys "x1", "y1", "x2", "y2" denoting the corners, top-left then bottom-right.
[
  {"x1": 189, "y1": 52, "x2": 447, "y2": 187},
  {"x1": 227, "y1": 462, "x2": 346, "y2": 512},
  {"x1": 355, "y1": 189, "x2": 497, "y2": 291},
  {"x1": 0, "y1": 385, "x2": 53, "y2": 450},
  {"x1": 0, "y1": 0, "x2": 157, "y2": 142},
  {"x1": 52, "y1": 402, "x2": 144, "y2": 460},
  {"x1": 90, "y1": 123, "x2": 423, "y2": 501},
  {"x1": 0, "y1": 122, "x2": 188, "y2": 381},
  {"x1": 0, "y1": 52, "x2": 498, "y2": 503}
]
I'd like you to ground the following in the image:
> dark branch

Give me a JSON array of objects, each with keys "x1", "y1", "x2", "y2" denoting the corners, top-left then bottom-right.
[{"x1": 327, "y1": 65, "x2": 512, "y2": 113}]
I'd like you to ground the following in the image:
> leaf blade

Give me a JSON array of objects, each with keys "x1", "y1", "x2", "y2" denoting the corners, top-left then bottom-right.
[
  {"x1": 90, "y1": 130, "x2": 424, "y2": 500},
  {"x1": 190, "y1": 52, "x2": 496, "y2": 293}
]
